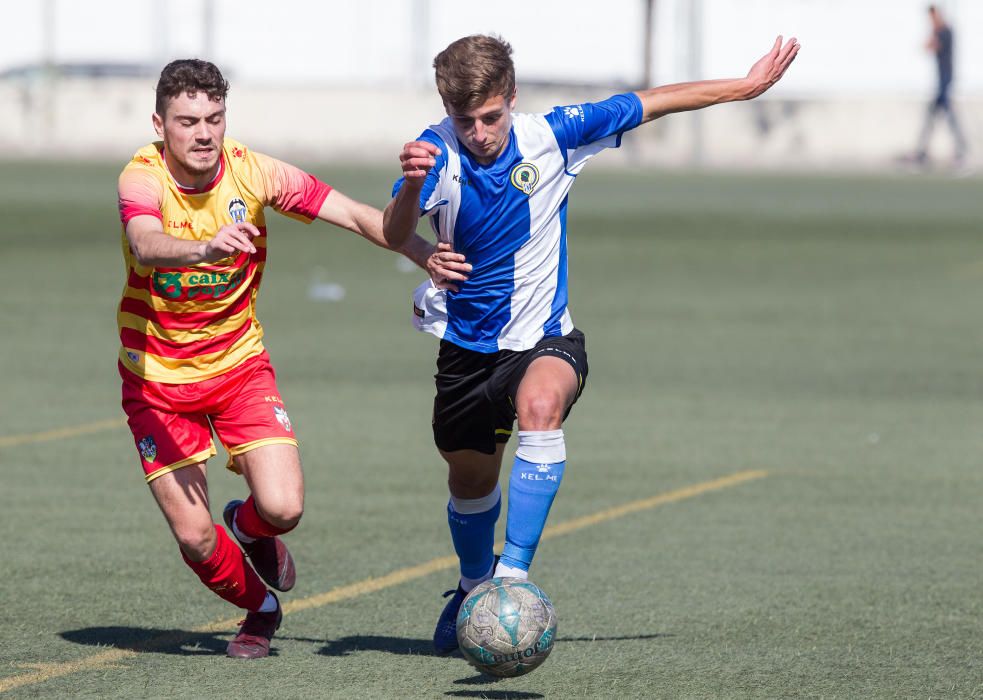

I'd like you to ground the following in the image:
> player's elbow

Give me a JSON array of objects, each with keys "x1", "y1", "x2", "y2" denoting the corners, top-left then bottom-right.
[
  {"x1": 128, "y1": 238, "x2": 154, "y2": 267},
  {"x1": 382, "y1": 204, "x2": 412, "y2": 249},
  {"x1": 383, "y1": 225, "x2": 412, "y2": 250}
]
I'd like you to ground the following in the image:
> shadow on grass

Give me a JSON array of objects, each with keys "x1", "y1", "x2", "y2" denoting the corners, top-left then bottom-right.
[
  {"x1": 61, "y1": 627, "x2": 672, "y2": 662},
  {"x1": 60, "y1": 626, "x2": 320, "y2": 657},
  {"x1": 315, "y1": 632, "x2": 670, "y2": 659},
  {"x1": 442, "y1": 633, "x2": 672, "y2": 696},
  {"x1": 446, "y1": 690, "x2": 544, "y2": 699},
  {"x1": 560, "y1": 633, "x2": 673, "y2": 643},
  {"x1": 61, "y1": 627, "x2": 229, "y2": 655},
  {"x1": 317, "y1": 635, "x2": 435, "y2": 657}
]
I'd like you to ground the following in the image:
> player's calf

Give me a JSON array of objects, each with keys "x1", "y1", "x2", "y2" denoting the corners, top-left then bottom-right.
[
  {"x1": 497, "y1": 430, "x2": 566, "y2": 579},
  {"x1": 435, "y1": 487, "x2": 501, "y2": 654}
]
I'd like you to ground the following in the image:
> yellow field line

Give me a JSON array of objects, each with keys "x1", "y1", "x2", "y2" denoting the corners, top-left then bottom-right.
[
  {"x1": 0, "y1": 418, "x2": 127, "y2": 449},
  {"x1": 0, "y1": 469, "x2": 767, "y2": 694}
]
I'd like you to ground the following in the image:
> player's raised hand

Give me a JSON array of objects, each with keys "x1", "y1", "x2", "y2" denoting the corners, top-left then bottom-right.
[
  {"x1": 745, "y1": 36, "x2": 800, "y2": 98},
  {"x1": 202, "y1": 222, "x2": 260, "y2": 262},
  {"x1": 400, "y1": 141, "x2": 442, "y2": 183},
  {"x1": 427, "y1": 242, "x2": 471, "y2": 292}
]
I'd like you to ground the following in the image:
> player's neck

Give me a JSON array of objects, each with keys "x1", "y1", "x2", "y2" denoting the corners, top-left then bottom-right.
[{"x1": 469, "y1": 133, "x2": 511, "y2": 166}]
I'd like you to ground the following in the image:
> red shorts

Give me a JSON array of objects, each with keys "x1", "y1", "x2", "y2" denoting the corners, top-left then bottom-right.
[{"x1": 120, "y1": 351, "x2": 298, "y2": 483}]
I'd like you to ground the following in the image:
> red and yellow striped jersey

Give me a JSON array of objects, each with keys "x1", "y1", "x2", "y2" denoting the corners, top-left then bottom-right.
[{"x1": 117, "y1": 137, "x2": 331, "y2": 383}]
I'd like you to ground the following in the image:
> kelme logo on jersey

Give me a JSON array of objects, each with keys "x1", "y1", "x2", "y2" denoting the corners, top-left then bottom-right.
[
  {"x1": 509, "y1": 162, "x2": 540, "y2": 195},
  {"x1": 562, "y1": 105, "x2": 585, "y2": 122},
  {"x1": 228, "y1": 198, "x2": 248, "y2": 223},
  {"x1": 138, "y1": 436, "x2": 158, "y2": 463}
]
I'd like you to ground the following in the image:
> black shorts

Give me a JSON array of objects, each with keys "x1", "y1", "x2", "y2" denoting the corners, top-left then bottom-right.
[{"x1": 432, "y1": 329, "x2": 589, "y2": 454}]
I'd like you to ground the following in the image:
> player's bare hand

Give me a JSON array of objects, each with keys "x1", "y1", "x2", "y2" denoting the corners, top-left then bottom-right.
[
  {"x1": 202, "y1": 222, "x2": 260, "y2": 262},
  {"x1": 745, "y1": 36, "x2": 799, "y2": 98},
  {"x1": 427, "y1": 242, "x2": 471, "y2": 292},
  {"x1": 400, "y1": 141, "x2": 442, "y2": 183}
]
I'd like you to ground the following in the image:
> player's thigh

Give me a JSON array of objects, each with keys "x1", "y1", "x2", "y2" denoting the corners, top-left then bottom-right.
[
  {"x1": 210, "y1": 352, "x2": 299, "y2": 476},
  {"x1": 234, "y1": 443, "x2": 304, "y2": 526},
  {"x1": 440, "y1": 443, "x2": 508, "y2": 499},
  {"x1": 510, "y1": 330, "x2": 588, "y2": 431},
  {"x1": 121, "y1": 371, "x2": 217, "y2": 483},
  {"x1": 514, "y1": 357, "x2": 579, "y2": 430},
  {"x1": 432, "y1": 341, "x2": 503, "y2": 455},
  {"x1": 148, "y1": 462, "x2": 216, "y2": 560}
]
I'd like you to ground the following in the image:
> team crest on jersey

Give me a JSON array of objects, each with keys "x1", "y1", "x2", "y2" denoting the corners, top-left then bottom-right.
[
  {"x1": 273, "y1": 405, "x2": 292, "y2": 432},
  {"x1": 228, "y1": 198, "x2": 248, "y2": 223},
  {"x1": 509, "y1": 162, "x2": 540, "y2": 195},
  {"x1": 138, "y1": 436, "x2": 158, "y2": 462}
]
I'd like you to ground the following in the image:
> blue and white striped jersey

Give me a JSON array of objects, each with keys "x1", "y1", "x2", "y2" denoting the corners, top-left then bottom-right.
[{"x1": 395, "y1": 92, "x2": 643, "y2": 353}]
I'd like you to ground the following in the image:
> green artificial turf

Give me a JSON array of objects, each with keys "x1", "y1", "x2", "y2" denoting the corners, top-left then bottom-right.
[{"x1": 1, "y1": 161, "x2": 981, "y2": 698}]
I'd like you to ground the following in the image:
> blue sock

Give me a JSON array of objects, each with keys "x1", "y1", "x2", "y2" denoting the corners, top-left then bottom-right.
[
  {"x1": 447, "y1": 485, "x2": 501, "y2": 589},
  {"x1": 500, "y1": 430, "x2": 566, "y2": 573}
]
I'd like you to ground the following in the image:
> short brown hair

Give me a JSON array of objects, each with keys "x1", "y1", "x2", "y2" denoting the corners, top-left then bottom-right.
[
  {"x1": 433, "y1": 35, "x2": 515, "y2": 112},
  {"x1": 155, "y1": 59, "x2": 229, "y2": 116}
]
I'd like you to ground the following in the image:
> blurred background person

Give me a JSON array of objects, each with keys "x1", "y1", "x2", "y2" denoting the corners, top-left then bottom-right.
[{"x1": 914, "y1": 4, "x2": 968, "y2": 168}]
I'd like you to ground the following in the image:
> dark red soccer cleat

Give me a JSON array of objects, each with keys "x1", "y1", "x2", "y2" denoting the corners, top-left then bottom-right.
[
  {"x1": 223, "y1": 500, "x2": 296, "y2": 592},
  {"x1": 226, "y1": 593, "x2": 282, "y2": 659}
]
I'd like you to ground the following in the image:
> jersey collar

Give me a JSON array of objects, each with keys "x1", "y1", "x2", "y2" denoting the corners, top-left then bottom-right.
[{"x1": 161, "y1": 146, "x2": 226, "y2": 195}]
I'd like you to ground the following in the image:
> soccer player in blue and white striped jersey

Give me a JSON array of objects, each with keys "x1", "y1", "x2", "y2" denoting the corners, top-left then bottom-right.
[{"x1": 384, "y1": 33, "x2": 799, "y2": 654}]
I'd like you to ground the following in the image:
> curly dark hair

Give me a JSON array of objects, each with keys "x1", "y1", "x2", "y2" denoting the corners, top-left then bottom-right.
[{"x1": 155, "y1": 59, "x2": 229, "y2": 116}]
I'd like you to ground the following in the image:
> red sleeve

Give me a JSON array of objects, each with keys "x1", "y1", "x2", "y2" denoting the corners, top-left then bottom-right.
[
  {"x1": 253, "y1": 152, "x2": 332, "y2": 221},
  {"x1": 118, "y1": 166, "x2": 164, "y2": 226}
]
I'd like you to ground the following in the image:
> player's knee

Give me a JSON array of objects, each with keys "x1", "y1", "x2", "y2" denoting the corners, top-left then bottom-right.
[
  {"x1": 516, "y1": 392, "x2": 565, "y2": 430},
  {"x1": 448, "y1": 472, "x2": 499, "y2": 500},
  {"x1": 257, "y1": 496, "x2": 304, "y2": 531},
  {"x1": 175, "y1": 522, "x2": 217, "y2": 562}
]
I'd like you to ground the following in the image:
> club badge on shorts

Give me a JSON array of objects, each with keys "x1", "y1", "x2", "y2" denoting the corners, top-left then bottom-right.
[
  {"x1": 138, "y1": 436, "x2": 158, "y2": 462},
  {"x1": 273, "y1": 405, "x2": 292, "y2": 432}
]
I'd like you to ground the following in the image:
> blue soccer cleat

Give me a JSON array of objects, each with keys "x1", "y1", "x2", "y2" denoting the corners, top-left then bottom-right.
[{"x1": 433, "y1": 584, "x2": 467, "y2": 655}]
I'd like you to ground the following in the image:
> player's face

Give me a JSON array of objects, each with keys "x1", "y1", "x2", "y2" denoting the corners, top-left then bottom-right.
[
  {"x1": 153, "y1": 92, "x2": 226, "y2": 182},
  {"x1": 445, "y1": 91, "x2": 516, "y2": 164}
]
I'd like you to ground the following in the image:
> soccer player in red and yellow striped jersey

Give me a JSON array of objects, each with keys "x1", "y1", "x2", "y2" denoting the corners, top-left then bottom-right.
[{"x1": 117, "y1": 59, "x2": 407, "y2": 659}]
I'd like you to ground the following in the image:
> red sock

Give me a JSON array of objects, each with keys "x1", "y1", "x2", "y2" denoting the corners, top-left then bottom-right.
[
  {"x1": 183, "y1": 525, "x2": 268, "y2": 611},
  {"x1": 235, "y1": 495, "x2": 295, "y2": 538}
]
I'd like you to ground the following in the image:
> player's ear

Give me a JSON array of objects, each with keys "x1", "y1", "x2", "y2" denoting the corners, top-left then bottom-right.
[
  {"x1": 508, "y1": 88, "x2": 517, "y2": 111},
  {"x1": 152, "y1": 112, "x2": 164, "y2": 139}
]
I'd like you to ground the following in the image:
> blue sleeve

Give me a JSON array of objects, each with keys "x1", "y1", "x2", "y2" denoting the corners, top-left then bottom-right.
[
  {"x1": 391, "y1": 129, "x2": 448, "y2": 215},
  {"x1": 544, "y1": 93, "x2": 643, "y2": 151}
]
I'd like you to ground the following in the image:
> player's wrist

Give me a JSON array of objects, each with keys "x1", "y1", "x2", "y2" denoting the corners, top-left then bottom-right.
[{"x1": 739, "y1": 77, "x2": 763, "y2": 100}]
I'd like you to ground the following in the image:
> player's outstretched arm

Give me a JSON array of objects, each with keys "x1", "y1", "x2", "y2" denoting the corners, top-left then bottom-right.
[
  {"x1": 636, "y1": 36, "x2": 799, "y2": 123},
  {"x1": 314, "y1": 189, "x2": 407, "y2": 249},
  {"x1": 126, "y1": 215, "x2": 258, "y2": 266}
]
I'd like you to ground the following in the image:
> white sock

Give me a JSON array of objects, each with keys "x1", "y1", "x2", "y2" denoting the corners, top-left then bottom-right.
[
  {"x1": 494, "y1": 562, "x2": 529, "y2": 580},
  {"x1": 258, "y1": 592, "x2": 278, "y2": 613},
  {"x1": 460, "y1": 559, "x2": 496, "y2": 593}
]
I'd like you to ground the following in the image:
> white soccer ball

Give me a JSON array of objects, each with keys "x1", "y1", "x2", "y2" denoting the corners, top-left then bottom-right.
[{"x1": 456, "y1": 577, "x2": 557, "y2": 677}]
